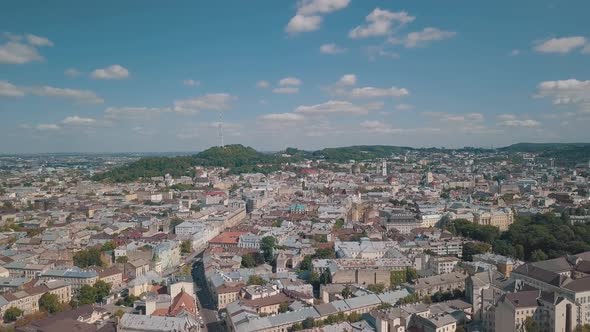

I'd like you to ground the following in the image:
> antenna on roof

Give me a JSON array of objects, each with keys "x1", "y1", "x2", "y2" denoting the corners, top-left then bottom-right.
[{"x1": 218, "y1": 110, "x2": 224, "y2": 148}]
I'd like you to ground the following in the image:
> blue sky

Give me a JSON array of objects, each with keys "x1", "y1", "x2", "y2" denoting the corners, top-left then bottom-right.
[{"x1": 1, "y1": 0, "x2": 589, "y2": 153}]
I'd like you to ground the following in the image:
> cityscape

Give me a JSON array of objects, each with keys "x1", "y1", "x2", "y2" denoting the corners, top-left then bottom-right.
[{"x1": 1, "y1": 1, "x2": 590, "y2": 332}]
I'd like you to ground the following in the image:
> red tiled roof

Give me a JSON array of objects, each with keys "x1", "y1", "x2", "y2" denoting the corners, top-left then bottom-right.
[
  {"x1": 210, "y1": 231, "x2": 246, "y2": 244},
  {"x1": 169, "y1": 290, "x2": 197, "y2": 316}
]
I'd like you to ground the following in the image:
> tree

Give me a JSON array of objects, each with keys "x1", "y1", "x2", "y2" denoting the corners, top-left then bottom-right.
[
  {"x1": 367, "y1": 283, "x2": 385, "y2": 294},
  {"x1": 278, "y1": 302, "x2": 289, "y2": 313},
  {"x1": 116, "y1": 256, "x2": 128, "y2": 264},
  {"x1": 524, "y1": 316, "x2": 540, "y2": 332},
  {"x1": 260, "y1": 236, "x2": 277, "y2": 263},
  {"x1": 462, "y1": 242, "x2": 491, "y2": 261},
  {"x1": 405, "y1": 267, "x2": 418, "y2": 282},
  {"x1": 93, "y1": 280, "x2": 111, "y2": 303},
  {"x1": 39, "y1": 293, "x2": 61, "y2": 314},
  {"x1": 114, "y1": 309, "x2": 125, "y2": 319},
  {"x1": 247, "y1": 275, "x2": 266, "y2": 286},
  {"x1": 334, "y1": 218, "x2": 345, "y2": 229},
  {"x1": 77, "y1": 285, "x2": 98, "y2": 305},
  {"x1": 531, "y1": 249, "x2": 548, "y2": 262},
  {"x1": 101, "y1": 241, "x2": 116, "y2": 252},
  {"x1": 73, "y1": 248, "x2": 104, "y2": 268},
  {"x1": 241, "y1": 253, "x2": 257, "y2": 268},
  {"x1": 3, "y1": 307, "x2": 23, "y2": 323},
  {"x1": 299, "y1": 255, "x2": 312, "y2": 271},
  {"x1": 302, "y1": 317, "x2": 315, "y2": 329},
  {"x1": 341, "y1": 286, "x2": 352, "y2": 299},
  {"x1": 180, "y1": 240, "x2": 192, "y2": 254}
]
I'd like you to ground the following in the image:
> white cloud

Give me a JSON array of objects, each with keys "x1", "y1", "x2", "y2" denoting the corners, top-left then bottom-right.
[
  {"x1": 402, "y1": 28, "x2": 456, "y2": 48},
  {"x1": 0, "y1": 41, "x2": 43, "y2": 64},
  {"x1": 256, "y1": 80, "x2": 270, "y2": 88},
  {"x1": 272, "y1": 87, "x2": 299, "y2": 94},
  {"x1": 279, "y1": 77, "x2": 302, "y2": 86},
  {"x1": 25, "y1": 34, "x2": 53, "y2": 47},
  {"x1": 497, "y1": 114, "x2": 517, "y2": 121},
  {"x1": 423, "y1": 112, "x2": 484, "y2": 123},
  {"x1": 61, "y1": 116, "x2": 97, "y2": 126},
  {"x1": 174, "y1": 93, "x2": 235, "y2": 113},
  {"x1": 0, "y1": 81, "x2": 25, "y2": 97},
  {"x1": 286, "y1": 15, "x2": 322, "y2": 34},
  {"x1": 534, "y1": 36, "x2": 587, "y2": 54},
  {"x1": 183, "y1": 79, "x2": 199, "y2": 86},
  {"x1": 65, "y1": 68, "x2": 82, "y2": 77},
  {"x1": 259, "y1": 113, "x2": 305, "y2": 122},
  {"x1": 337, "y1": 74, "x2": 356, "y2": 86},
  {"x1": 350, "y1": 86, "x2": 409, "y2": 98},
  {"x1": 29, "y1": 86, "x2": 104, "y2": 104},
  {"x1": 395, "y1": 103, "x2": 414, "y2": 111},
  {"x1": 360, "y1": 120, "x2": 402, "y2": 134},
  {"x1": 295, "y1": 100, "x2": 381, "y2": 115},
  {"x1": 349, "y1": 8, "x2": 415, "y2": 39},
  {"x1": 90, "y1": 64, "x2": 130, "y2": 80},
  {"x1": 583, "y1": 44, "x2": 590, "y2": 54},
  {"x1": 286, "y1": 0, "x2": 350, "y2": 34},
  {"x1": 36, "y1": 123, "x2": 60, "y2": 131},
  {"x1": 365, "y1": 45, "x2": 400, "y2": 61},
  {"x1": 499, "y1": 119, "x2": 540, "y2": 128},
  {"x1": 535, "y1": 79, "x2": 590, "y2": 104},
  {"x1": 105, "y1": 106, "x2": 170, "y2": 120},
  {"x1": 297, "y1": 0, "x2": 350, "y2": 16},
  {"x1": 320, "y1": 43, "x2": 347, "y2": 54}
]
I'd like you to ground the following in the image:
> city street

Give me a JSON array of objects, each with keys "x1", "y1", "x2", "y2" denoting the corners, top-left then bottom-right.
[{"x1": 192, "y1": 253, "x2": 225, "y2": 332}]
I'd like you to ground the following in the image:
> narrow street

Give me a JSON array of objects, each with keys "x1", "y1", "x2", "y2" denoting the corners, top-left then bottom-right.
[{"x1": 192, "y1": 253, "x2": 226, "y2": 332}]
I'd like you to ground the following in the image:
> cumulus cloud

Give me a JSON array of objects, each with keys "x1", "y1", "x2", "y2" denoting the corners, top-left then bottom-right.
[
  {"x1": 36, "y1": 123, "x2": 60, "y2": 131},
  {"x1": 61, "y1": 116, "x2": 98, "y2": 126},
  {"x1": 534, "y1": 36, "x2": 587, "y2": 54},
  {"x1": 424, "y1": 112, "x2": 484, "y2": 123},
  {"x1": 320, "y1": 43, "x2": 347, "y2": 54},
  {"x1": 535, "y1": 79, "x2": 590, "y2": 105},
  {"x1": 495, "y1": 114, "x2": 540, "y2": 128},
  {"x1": 0, "y1": 41, "x2": 44, "y2": 64},
  {"x1": 349, "y1": 8, "x2": 415, "y2": 39},
  {"x1": 279, "y1": 77, "x2": 302, "y2": 86},
  {"x1": 29, "y1": 86, "x2": 104, "y2": 104},
  {"x1": 272, "y1": 87, "x2": 299, "y2": 94},
  {"x1": 174, "y1": 93, "x2": 235, "y2": 113},
  {"x1": 259, "y1": 113, "x2": 305, "y2": 122},
  {"x1": 256, "y1": 80, "x2": 270, "y2": 88},
  {"x1": 25, "y1": 34, "x2": 53, "y2": 47},
  {"x1": 286, "y1": 15, "x2": 323, "y2": 34},
  {"x1": 294, "y1": 100, "x2": 381, "y2": 115},
  {"x1": 297, "y1": 0, "x2": 350, "y2": 15},
  {"x1": 402, "y1": 27, "x2": 456, "y2": 48},
  {"x1": 90, "y1": 64, "x2": 130, "y2": 80},
  {"x1": 350, "y1": 86, "x2": 410, "y2": 98},
  {"x1": 0, "y1": 81, "x2": 25, "y2": 97},
  {"x1": 286, "y1": 0, "x2": 350, "y2": 34},
  {"x1": 105, "y1": 107, "x2": 171, "y2": 120},
  {"x1": 183, "y1": 79, "x2": 199, "y2": 86},
  {"x1": 337, "y1": 74, "x2": 357, "y2": 86},
  {"x1": 395, "y1": 103, "x2": 414, "y2": 111},
  {"x1": 0, "y1": 33, "x2": 52, "y2": 64}
]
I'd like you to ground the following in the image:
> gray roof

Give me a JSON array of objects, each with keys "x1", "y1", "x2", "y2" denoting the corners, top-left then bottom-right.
[
  {"x1": 345, "y1": 294, "x2": 381, "y2": 309},
  {"x1": 119, "y1": 313, "x2": 198, "y2": 331}
]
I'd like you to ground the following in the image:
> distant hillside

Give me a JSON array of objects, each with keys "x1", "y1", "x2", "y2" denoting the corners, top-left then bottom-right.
[
  {"x1": 91, "y1": 144, "x2": 287, "y2": 182},
  {"x1": 92, "y1": 142, "x2": 590, "y2": 182},
  {"x1": 312, "y1": 145, "x2": 413, "y2": 162},
  {"x1": 499, "y1": 142, "x2": 590, "y2": 152},
  {"x1": 500, "y1": 143, "x2": 590, "y2": 166}
]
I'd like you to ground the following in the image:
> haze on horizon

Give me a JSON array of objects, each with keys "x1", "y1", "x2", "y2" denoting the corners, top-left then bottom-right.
[{"x1": 1, "y1": 0, "x2": 590, "y2": 153}]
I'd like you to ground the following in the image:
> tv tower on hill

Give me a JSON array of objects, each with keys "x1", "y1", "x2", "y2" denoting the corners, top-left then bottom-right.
[{"x1": 218, "y1": 110, "x2": 224, "y2": 148}]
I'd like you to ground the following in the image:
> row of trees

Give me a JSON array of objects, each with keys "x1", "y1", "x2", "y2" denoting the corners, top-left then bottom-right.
[
  {"x1": 291, "y1": 311, "x2": 364, "y2": 331},
  {"x1": 447, "y1": 213, "x2": 590, "y2": 262}
]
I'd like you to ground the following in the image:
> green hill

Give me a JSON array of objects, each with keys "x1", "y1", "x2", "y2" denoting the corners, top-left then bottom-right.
[{"x1": 92, "y1": 142, "x2": 590, "y2": 182}]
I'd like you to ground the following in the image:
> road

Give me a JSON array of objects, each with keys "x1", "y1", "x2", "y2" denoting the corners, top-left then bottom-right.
[{"x1": 191, "y1": 252, "x2": 226, "y2": 332}]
